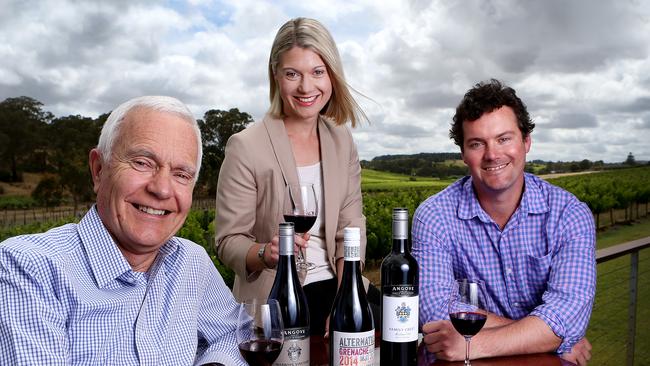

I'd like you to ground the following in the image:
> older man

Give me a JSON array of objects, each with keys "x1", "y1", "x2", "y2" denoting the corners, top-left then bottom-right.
[
  {"x1": 413, "y1": 80, "x2": 596, "y2": 365},
  {"x1": 0, "y1": 96, "x2": 246, "y2": 365}
]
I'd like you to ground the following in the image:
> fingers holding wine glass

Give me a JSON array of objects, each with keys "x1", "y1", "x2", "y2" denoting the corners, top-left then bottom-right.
[
  {"x1": 448, "y1": 279, "x2": 487, "y2": 366},
  {"x1": 264, "y1": 236, "x2": 280, "y2": 269},
  {"x1": 421, "y1": 319, "x2": 467, "y2": 361},
  {"x1": 293, "y1": 232, "x2": 309, "y2": 255},
  {"x1": 283, "y1": 184, "x2": 318, "y2": 271}
]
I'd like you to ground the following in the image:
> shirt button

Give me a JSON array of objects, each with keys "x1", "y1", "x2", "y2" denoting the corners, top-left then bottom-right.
[
  {"x1": 513, "y1": 302, "x2": 520, "y2": 307},
  {"x1": 506, "y1": 267, "x2": 513, "y2": 275}
]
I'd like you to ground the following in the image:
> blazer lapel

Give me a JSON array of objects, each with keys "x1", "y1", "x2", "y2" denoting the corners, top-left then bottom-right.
[
  {"x1": 318, "y1": 117, "x2": 339, "y2": 257},
  {"x1": 263, "y1": 114, "x2": 299, "y2": 187}
]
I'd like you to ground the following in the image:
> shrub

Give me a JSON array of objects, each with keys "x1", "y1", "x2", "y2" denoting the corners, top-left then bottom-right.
[
  {"x1": 0, "y1": 217, "x2": 78, "y2": 242},
  {"x1": 32, "y1": 176, "x2": 65, "y2": 207},
  {"x1": 0, "y1": 195, "x2": 37, "y2": 209},
  {"x1": 177, "y1": 209, "x2": 235, "y2": 288}
]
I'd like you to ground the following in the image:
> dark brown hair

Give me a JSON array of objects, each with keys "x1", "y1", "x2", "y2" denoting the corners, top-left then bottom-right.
[{"x1": 450, "y1": 79, "x2": 534, "y2": 150}]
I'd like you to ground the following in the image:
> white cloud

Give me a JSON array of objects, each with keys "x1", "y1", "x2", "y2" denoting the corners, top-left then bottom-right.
[{"x1": 1, "y1": 0, "x2": 649, "y2": 162}]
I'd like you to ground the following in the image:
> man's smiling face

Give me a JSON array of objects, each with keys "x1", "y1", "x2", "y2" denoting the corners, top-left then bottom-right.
[
  {"x1": 90, "y1": 107, "x2": 198, "y2": 258},
  {"x1": 461, "y1": 106, "x2": 531, "y2": 198}
]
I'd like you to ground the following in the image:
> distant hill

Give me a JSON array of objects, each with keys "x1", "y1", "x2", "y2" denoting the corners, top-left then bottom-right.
[
  {"x1": 368, "y1": 152, "x2": 462, "y2": 162},
  {"x1": 361, "y1": 152, "x2": 466, "y2": 178},
  {"x1": 361, "y1": 152, "x2": 648, "y2": 178}
]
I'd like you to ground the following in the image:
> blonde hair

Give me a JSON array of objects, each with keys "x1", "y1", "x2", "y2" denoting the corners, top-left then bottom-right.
[{"x1": 268, "y1": 17, "x2": 366, "y2": 127}]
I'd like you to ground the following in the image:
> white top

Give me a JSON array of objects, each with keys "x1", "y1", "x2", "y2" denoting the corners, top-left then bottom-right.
[{"x1": 297, "y1": 162, "x2": 335, "y2": 285}]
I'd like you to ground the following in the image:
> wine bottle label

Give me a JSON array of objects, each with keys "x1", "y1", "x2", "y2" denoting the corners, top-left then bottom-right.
[
  {"x1": 332, "y1": 330, "x2": 374, "y2": 365},
  {"x1": 273, "y1": 327, "x2": 310, "y2": 366},
  {"x1": 382, "y1": 295, "x2": 419, "y2": 342}
]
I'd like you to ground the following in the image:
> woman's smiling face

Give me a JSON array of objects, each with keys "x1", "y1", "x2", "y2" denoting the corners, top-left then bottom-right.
[{"x1": 275, "y1": 46, "x2": 333, "y2": 122}]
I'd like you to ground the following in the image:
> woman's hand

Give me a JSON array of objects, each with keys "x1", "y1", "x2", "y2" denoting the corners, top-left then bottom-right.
[
  {"x1": 263, "y1": 236, "x2": 281, "y2": 268},
  {"x1": 246, "y1": 237, "x2": 280, "y2": 273},
  {"x1": 294, "y1": 232, "x2": 310, "y2": 255}
]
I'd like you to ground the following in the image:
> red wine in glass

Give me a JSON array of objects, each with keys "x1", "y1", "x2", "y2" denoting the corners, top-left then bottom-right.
[
  {"x1": 283, "y1": 214, "x2": 317, "y2": 234},
  {"x1": 236, "y1": 299, "x2": 284, "y2": 366},
  {"x1": 283, "y1": 184, "x2": 318, "y2": 271},
  {"x1": 448, "y1": 279, "x2": 487, "y2": 366},
  {"x1": 450, "y1": 312, "x2": 487, "y2": 337},
  {"x1": 238, "y1": 339, "x2": 283, "y2": 366}
]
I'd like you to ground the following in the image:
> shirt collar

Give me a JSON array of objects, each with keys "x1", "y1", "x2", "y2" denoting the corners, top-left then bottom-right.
[
  {"x1": 458, "y1": 176, "x2": 491, "y2": 223},
  {"x1": 78, "y1": 206, "x2": 181, "y2": 288},
  {"x1": 520, "y1": 173, "x2": 550, "y2": 214},
  {"x1": 457, "y1": 173, "x2": 549, "y2": 222}
]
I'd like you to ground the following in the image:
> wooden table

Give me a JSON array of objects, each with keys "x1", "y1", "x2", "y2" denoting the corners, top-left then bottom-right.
[
  {"x1": 425, "y1": 352, "x2": 573, "y2": 366},
  {"x1": 310, "y1": 335, "x2": 571, "y2": 366}
]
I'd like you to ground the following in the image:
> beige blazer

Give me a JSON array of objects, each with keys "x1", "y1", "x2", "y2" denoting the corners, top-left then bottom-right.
[{"x1": 215, "y1": 114, "x2": 367, "y2": 301}]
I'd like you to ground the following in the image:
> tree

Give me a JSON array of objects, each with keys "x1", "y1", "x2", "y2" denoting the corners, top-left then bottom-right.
[
  {"x1": 32, "y1": 175, "x2": 64, "y2": 207},
  {"x1": 47, "y1": 115, "x2": 102, "y2": 214},
  {"x1": 579, "y1": 159, "x2": 592, "y2": 171},
  {"x1": 197, "y1": 108, "x2": 253, "y2": 195},
  {"x1": 0, "y1": 96, "x2": 52, "y2": 181},
  {"x1": 625, "y1": 152, "x2": 636, "y2": 166}
]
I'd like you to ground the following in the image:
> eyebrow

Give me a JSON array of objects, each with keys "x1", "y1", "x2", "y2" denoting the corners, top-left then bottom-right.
[
  {"x1": 281, "y1": 64, "x2": 326, "y2": 72},
  {"x1": 466, "y1": 130, "x2": 516, "y2": 142},
  {"x1": 496, "y1": 131, "x2": 516, "y2": 138},
  {"x1": 125, "y1": 148, "x2": 197, "y2": 176}
]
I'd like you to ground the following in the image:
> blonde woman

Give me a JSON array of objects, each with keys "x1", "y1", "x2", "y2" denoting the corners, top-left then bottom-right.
[{"x1": 216, "y1": 17, "x2": 378, "y2": 336}]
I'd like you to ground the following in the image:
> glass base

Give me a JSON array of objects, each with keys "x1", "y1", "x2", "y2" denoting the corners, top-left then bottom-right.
[{"x1": 296, "y1": 261, "x2": 316, "y2": 271}]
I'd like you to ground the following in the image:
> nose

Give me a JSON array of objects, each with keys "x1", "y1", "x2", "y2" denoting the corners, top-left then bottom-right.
[
  {"x1": 483, "y1": 142, "x2": 499, "y2": 161},
  {"x1": 147, "y1": 168, "x2": 173, "y2": 199},
  {"x1": 298, "y1": 75, "x2": 312, "y2": 93}
]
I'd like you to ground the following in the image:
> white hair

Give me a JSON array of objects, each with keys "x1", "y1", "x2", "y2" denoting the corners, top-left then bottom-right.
[{"x1": 97, "y1": 96, "x2": 203, "y2": 179}]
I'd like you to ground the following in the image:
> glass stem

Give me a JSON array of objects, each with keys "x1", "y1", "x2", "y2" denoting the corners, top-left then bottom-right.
[{"x1": 465, "y1": 337, "x2": 471, "y2": 366}]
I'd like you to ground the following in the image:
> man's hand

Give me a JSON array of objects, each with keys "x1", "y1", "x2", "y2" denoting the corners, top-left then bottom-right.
[
  {"x1": 421, "y1": 320, "x2": 468, "y2": 361},
  {"x1": 560, "y1": 338, "x2": 591, "y2": 366}
]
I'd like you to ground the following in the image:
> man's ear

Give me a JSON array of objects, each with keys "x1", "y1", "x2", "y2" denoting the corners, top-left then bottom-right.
[
  {"x1": 524, "y1": 134, "x2": 532, "y2": 153},
  {"x1": 89, "y1": 149, "x2": 103, "y2": 194}
]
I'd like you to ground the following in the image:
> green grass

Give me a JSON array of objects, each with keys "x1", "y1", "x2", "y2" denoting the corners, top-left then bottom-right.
[
  {"x1": 589, "y1": 216, "x2": 650, "y2": 366},
  {"x1": 361, "y1": 169, "x2": 454, "y2": 192}
]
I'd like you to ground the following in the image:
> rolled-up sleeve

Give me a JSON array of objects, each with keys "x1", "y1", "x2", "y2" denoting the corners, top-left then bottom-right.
[
  {"x1": 529, "y1": 201, "x2": 596, "y2": 353},
  {"x1": 412, "y1": 200, "x2": 455, "y2": 326}
]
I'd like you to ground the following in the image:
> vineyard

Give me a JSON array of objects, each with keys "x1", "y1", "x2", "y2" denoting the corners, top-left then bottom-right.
[
  {"x1": 361, "y1": 166, "x2": 650, "y2": 262},
  {"x1": 2, "y1": 167, "x2": 650, "y2": 260},
  {"x1": 1, "y1": 167, "x2": 650, "y2": 365},
  {"x1": 548, "y1": 167, "x2": 650, "y2": 230}
]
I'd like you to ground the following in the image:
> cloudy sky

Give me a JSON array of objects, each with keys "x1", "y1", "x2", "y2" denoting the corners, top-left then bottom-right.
[{"x1": 1, "y1": 0, "x2": 649, "y2": 163}]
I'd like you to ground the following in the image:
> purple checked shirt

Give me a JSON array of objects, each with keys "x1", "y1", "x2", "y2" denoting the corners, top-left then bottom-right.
[{"x1": 412, "y1": 173, "x2": 596, "y2": 353}]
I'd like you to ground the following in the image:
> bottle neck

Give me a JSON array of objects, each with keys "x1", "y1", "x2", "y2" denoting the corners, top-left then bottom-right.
[
  {"x1": 392, "y1": 238, "x2": 408, "y2": 253},
  {"x1": 278, "y1": 253, "x2": 298, "y2": 276},
  {"x1": 342, "y1": 259, "x2": 363, "y2": 287},
  {"x1": 392, "y1": 220, "x2": 409, "y2": 253}
]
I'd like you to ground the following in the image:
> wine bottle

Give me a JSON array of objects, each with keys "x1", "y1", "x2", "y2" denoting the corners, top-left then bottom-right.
[
  {"x1": 380, "y1": 208, "x2": 419, "y2": 366},
  {"x1": 329, "y1": 227, "x2": 375, "y2": 366},
  {"x1": 268, "y1": 223, "x2": 310, "y2": 366}
]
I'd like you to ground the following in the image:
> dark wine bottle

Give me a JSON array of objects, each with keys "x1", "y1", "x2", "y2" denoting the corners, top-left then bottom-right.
[
  {"x1": 380, "y1": 208, "x2": 419, "y2": 366},
  {"x1": 268, "y1": 223, "x2": 310, "y2": 366},
  {"x1": 329, "y1": 227, "x2": 375, "y2": 366}
]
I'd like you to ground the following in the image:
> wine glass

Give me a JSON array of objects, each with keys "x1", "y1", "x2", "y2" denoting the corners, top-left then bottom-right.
[
  {"x1": 236, "y1": 299, "x2": 284, "y2": 366},
  {"x1": 283, "y1": 183, "x2": 318, "y2": 271},
  {"x1": 448, "y1": 279, "x2": 487, "y2": 366}
]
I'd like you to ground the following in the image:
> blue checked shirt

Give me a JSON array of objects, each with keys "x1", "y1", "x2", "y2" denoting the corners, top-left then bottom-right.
[
  {"x1": 412, "y1": 173, "x2": 596, "y2": 353},
  {"x1": 0, "y1": 206, "x2": 246, "y2": 365}
]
